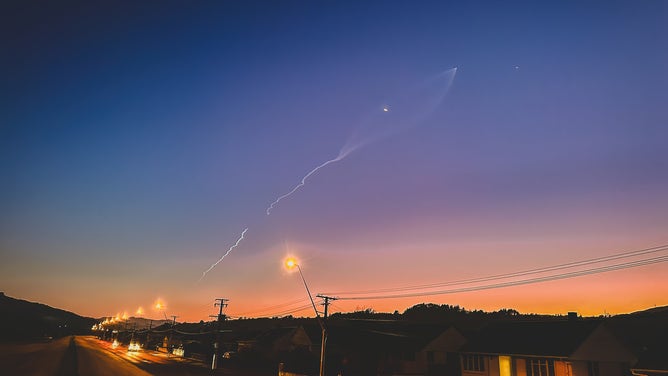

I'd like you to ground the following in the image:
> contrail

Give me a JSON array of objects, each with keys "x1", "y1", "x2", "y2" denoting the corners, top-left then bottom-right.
[
  {"x1": 266, "y1": 156, "x2": 343, "y2": 215},
  {"x1": 203, "y1": 68, "x2": 457, "y2": 277},
  {"x1": 265, "y1": 67, "x2": 457, "y2": 216},
  {"x1": 267, "y1": 68, "x2": 457, "y2": 215},
  {"x1": 199, "y1": 228, "x2": 249, "y2": 281},
  {"x1": 339, "y1": 67, "x2": 457, "y2": 158}
]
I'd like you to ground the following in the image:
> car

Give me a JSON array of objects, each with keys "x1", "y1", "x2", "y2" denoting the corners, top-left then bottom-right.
[
  {"x1": 223, "y1": 351, "x2": 237, "y2": 359},
  {"x1": 128, "y1": 341, "x2": 141, "y2": 352},
  {"x1": 172, "y1": 346, "x2": 185, "y2": 357}
]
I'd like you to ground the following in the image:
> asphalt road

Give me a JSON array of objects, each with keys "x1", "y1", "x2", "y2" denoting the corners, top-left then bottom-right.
[{"x1": 0, "y1": 336, "x2": 274, "y2": 376}]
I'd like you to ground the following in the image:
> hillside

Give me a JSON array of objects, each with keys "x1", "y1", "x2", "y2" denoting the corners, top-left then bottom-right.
[{"x1": 0, "y1": 292, "x2": 96, "y2": 341}]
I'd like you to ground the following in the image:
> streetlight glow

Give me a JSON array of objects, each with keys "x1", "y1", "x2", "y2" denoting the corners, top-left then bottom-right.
[
  {"x1": 282, "y1": 255, "x2": 328, "y2": 376},
  {"x1": 154, "y1": 299, "x2": 169, "y2": 320}
]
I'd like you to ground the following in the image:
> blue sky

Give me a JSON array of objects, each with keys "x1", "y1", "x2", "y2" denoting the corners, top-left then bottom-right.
[{"x1": 1, "y1": 0, "x2": 667, "y2": 320}]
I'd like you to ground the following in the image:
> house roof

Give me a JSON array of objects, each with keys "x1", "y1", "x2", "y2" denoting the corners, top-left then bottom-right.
[
  {"x1": 254, "y1": 326, "x2": 297, "y2": 343},
  {"x1": 302, "y1": 320, "x2": 460, "y2": 352},
  {"x1": 461, "y1": 320, "x2": 602, "y2": 357}
]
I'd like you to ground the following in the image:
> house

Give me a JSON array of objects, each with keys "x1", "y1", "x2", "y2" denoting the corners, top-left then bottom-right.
[
  {"x1": 459, "y1": 320, "x2": 636, "y2": 376},
  {"x1": 374, "y1": 325, "x2": 467, "y2": 376},
  {"x1": 419, "y1": 326, "x2": 468, "y2": 375},
  {"x1": 317, "y1": 320, "x2": 469, "y2": 376}
]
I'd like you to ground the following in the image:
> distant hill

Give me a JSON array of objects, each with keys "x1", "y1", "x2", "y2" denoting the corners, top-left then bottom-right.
[
  {"x1": 0, "y1": 292, "x2": 96, "y2": 341},
  {"x1": 628, "y1": 304, "x2": 668, "y2": 316}
]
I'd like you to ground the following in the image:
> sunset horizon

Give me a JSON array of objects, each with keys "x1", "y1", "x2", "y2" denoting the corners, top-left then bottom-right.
[{"x1": 0, "y1": 1, "x2": 668, "y2": 334}]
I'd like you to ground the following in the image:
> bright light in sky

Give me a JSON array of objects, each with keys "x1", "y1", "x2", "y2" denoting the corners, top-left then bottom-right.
[{"x1": 285, "y1": 257, "x2": 297, "y2": 270}]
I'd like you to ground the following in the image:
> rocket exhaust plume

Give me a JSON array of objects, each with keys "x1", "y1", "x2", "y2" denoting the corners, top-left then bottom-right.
[
  {"x1": 199, "y1": 228, "x2": 248, "y2": 281},
  {"x1": 339, "y1": 67, "x2": 457, "y2": 158},
  {"x1": 202, "y1": 68, "x2": 456, "y2": 277},
  {"x1": 266, "y1": 156, "x2": 343, "y2": 215},
  {"x1": 266, "y1": 67, "x2": 457, "y2": 215}
]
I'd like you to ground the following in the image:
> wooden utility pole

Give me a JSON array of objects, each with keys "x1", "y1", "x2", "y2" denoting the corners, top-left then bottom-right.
[
  {"x1": 316, "y1": 295, "x2": 337, "y2": 376},
  {"x1": 210, "y1": 298, "x2": 228, "y2": 370},
  {"x1": 168, "y1": 315, "x2": 179, "y2": 354}
]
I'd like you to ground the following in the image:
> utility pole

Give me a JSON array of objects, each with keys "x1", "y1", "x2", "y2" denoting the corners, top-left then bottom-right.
[
  {"x1": 317, "y1": 295, "x2": 336, "y2": 320},
  {"x1": 168, "y1": 315, "x2": 179, "y2": 355},
  {"x1": 130, "y1": 322, "x2": 136, "y2": 344},
  {"x1": 316, "y1": 295, "x2": 337, "y2": 376},
  {"x1": 146, "y1": 319, "x2": 152, "y2": 349},
  {"x1": 210, "y1": 298, "x2": 228, "y2": 370}
]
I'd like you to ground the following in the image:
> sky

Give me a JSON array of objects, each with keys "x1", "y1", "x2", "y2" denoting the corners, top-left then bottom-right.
[{"x1": 1, "y1": 0, "x2": 667, "y2": 322}]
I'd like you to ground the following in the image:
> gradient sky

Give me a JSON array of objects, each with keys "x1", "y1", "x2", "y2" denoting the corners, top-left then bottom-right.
[{"x1": 2, "y1": 0, "x2": 667, "y2": 322}]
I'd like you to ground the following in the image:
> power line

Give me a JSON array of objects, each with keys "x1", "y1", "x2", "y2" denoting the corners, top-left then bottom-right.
[
  {"x1": 255, "y1": 303, "x2": 315, "y2": 318},
  {"x1": 228, "y1": 297, "x2": 310, "y2": 317},
  {"x1": 174, "y1": 329, "x2": 215, "y2": 335},
  {"x1": 336, "y1": 254, "x2": 668, "y2": 301},
  {"x1": 324, "y1": 244, "x2": 668, "y2": 296}
]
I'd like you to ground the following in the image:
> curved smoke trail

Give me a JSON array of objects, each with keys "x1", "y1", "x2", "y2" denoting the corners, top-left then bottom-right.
[
  {"x1": 266, "y1": 156, "x2": 343, "y2": 215},
  {"x1": 265, "y1": 67, "x2": 457, "y2": 216},
  {"x1": 199, "y1": 228, "x2": 249, "y2": 282},
  {"x1": 202, "y1": 67, "x2": 457, "y2": 280}
]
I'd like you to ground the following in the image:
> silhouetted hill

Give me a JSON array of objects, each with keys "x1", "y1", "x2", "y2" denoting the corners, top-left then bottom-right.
[
  {"x1": 330, "y1": 303, "x2": 558, "y2": 324},
  {"x1": 0, "y1": 292, "x2": 96, "y2": 341},
  {"x1": 627, "y1": 304, "x2": 668, "y2": 317}
]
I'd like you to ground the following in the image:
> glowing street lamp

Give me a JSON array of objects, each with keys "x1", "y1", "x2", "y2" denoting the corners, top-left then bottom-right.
[
  {"x1": 154, "y1": 300, "x2": 168, "y2": 320},
  {"x1": 284, "y1": 257, "x2": 318, "y2": 315},
  {"x1": 284, "y1": 257, "x2": 327, "y2": 376}
]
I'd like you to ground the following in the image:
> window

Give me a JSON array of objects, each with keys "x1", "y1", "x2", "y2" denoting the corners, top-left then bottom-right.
[
  {"x1": 462, "y1": 354, "x2": 485, "y2": 372},
  {"x1": 427, "y1": 351, "x2": 434, "y2": 363},
  {"x1": 527, "y1": 359, "x2": 555, "y2": 376},
  {"x1": 499, "y1": 356, "x2": 511, "y2": 376},
  {"x1": 587, "y1": 361, "x2": 600, "y2": 376}
]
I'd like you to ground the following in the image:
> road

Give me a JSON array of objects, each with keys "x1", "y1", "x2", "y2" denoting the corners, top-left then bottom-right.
[{"x1": 0, "y1": 336, "x2": 273, "y2": 375}]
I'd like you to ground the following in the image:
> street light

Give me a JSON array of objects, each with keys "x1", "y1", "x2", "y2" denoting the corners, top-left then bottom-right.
[
  {"x1": 285, "y1": 257, "x2": 319, "y2": 317},
  {"x1": 129, "y1": 306, "x2": 145, "y2": 351},
  {"x1": 154, "y1": 300, "x2": 168, "y2": 320},
  {"x1": 284, "y1": 257, "x2": 327, "y2": 376},
  {"x1": 153, "y1": 299, "x2": 170, "y2": 353}
]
